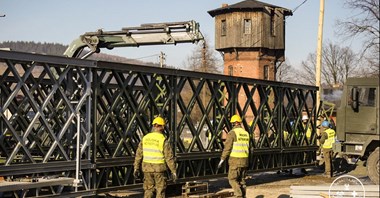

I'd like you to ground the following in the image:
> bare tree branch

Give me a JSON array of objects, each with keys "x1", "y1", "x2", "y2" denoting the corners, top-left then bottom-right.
[
  {"x1": 297, "y1": 41, "x2": 360, "y2": 87},
  {"x1": 336, "y1": 0, "x2": 379, "y2": 74},
  {"x1": 276, "y1": 59, "x2": 297, "y2": 83},
  {"x1": 183, "y1": 36, "x2": 222, "y2": 74}
]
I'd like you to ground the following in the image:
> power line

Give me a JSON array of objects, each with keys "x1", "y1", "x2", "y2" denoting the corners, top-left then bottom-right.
[
  {"x1": 135, "y1": 54, "x2": 159, "y2": 60},
  {"x1": 222, "y1": 1, "x2": 310, "y2": 65},
  {"x1": 292, "y1": 0, "x2": 309, "y2": 14}
]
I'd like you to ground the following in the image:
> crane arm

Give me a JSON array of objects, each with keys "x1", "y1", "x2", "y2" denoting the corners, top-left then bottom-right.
[{"x1": 63, "y1": 20, "x2": 204, "y2": 58}]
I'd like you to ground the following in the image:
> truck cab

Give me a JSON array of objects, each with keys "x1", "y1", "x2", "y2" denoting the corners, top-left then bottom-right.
[{"x1": 334, "y1": 77, "x2": 379, "y2": 184}]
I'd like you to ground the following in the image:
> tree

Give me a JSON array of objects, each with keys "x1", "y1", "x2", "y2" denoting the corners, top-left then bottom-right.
[
  {"x1": 275, "y1": 59, "x2": 296, "y2": 83},
  {"x1": 297, "y1": 53, "x2": 317, "y2": 86},
  {"x1": 297, "y1": 42, "x2": 359, "y2": 87},
  {"x1": 183, "y1": 36, "x2": 222, "y2": 74},
  {"x1": 363, "y1": 47, "x2": 380, "y2": 75},
  {"x1": 336, "y1": 0, "x2": 379, "y2": 75}
]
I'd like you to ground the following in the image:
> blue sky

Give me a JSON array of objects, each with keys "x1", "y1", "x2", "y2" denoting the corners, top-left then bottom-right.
[{"x1": 0, "y1": 0, "x2": 361, "y2": 70}]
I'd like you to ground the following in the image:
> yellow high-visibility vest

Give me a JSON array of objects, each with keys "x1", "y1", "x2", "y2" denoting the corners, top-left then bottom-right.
[
  {"x1": 304, "y1": 124, "x2": 312, "y2": 140},
  {"x1": 230, "y1": 128, "x2": 249, "y2": 158},
  {"x1": 283, "y1": 131, "x2": 289, "y2": 140},
  {"x1": 322, "y1": 128, "x2": 335, "y2": 149},
  {"x1": 142, "y1": 132, "x2": 165, "y2": 164}
]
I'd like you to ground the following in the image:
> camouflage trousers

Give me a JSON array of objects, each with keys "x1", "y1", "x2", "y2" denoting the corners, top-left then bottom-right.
[
  {"x1": 143, "y1": 172, "x2": 166, "y2": 198},
  {"x1": 228, "y1": 167, "x2": 247, "y2": 198},
  {"x1": 323, "y1": 148, "x2": 333, "y2": 177}
]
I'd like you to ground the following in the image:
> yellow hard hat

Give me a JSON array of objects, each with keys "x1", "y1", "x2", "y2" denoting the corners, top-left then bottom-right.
[
  {"x1": 152, "y1": 116, "x2": 165, "y2": 126},
  {"x1": 230, "y1": 115, "x2": 242, "y2": 123}
]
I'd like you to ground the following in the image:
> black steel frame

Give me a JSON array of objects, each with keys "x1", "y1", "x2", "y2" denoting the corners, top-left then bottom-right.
[{"x1": 0, "y1": 51, "x2": 318, "y2": 197}]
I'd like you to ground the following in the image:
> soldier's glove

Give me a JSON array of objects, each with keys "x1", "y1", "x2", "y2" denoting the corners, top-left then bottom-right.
[
  {"x1": 172, "y1": 173, "x2": 177, "y2": 183},
  {"x1": 217, "y1": 159, "x2": 224, "y2": 169},
  {"x1": 133, "y1": 169, "x2": 140, "y2": 178}
]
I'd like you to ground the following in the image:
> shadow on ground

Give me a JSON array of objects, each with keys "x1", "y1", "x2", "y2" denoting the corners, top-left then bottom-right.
[
  {"x1": 255, "y1": 195, "x2": 289, "y2": 198},
  {"x1": 101, "y1": 160, "x2": 369, "y2": 198}
]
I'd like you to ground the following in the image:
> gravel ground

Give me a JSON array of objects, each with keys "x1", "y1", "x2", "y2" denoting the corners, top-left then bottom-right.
[
  {"x1": 106, "y1": 160, "x2": 374, "y2": 198},
  {"x1": 205, "y1": 160, "x2": 373, "y2": 198}
]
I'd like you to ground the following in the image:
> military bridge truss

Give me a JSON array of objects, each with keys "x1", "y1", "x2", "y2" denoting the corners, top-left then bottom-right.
[{"x1": 0, "y1": 50, "x2": 318, "y2": 197}]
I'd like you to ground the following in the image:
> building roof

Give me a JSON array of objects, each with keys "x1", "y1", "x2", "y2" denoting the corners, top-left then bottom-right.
[{"x1": 208, "y1": 0, "x2": 293, "y2": 17}]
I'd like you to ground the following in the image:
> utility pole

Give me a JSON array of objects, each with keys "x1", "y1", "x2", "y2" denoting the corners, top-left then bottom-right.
[
  {"x1": 316, "y1": 0, "x2": 325, "y2": 134},
  {"x1": 201, "y1": 41, "x2": 207, "y2": 146},
  {"x1": 159, "y1": 51, "x2": 166, "y2": 68},
  {"x1": 202, "y1": 41, "x2": 207, "y2": 105}
]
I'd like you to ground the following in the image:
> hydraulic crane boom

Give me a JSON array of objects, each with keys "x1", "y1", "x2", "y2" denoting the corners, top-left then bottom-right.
[{"x1": 64, "y1": 20, "x2": 204, "y2": 59}]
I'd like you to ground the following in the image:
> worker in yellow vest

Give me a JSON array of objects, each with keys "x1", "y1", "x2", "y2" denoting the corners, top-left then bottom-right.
[
  {"x1": 301, "y1": 115, "x2": 311, "y2": 174},
  {"x1": 217, "y1": 115, "x2": 250, "y2": 198},
  {"x1": 133, "y1": 116, "x2": 177, "y2": 198},
  {"x1": 319, "y1": 120, "x2": 336, "y2": 178},
  {"x1": 302, "y1": 115, "x2": 312, "y2": 143}
]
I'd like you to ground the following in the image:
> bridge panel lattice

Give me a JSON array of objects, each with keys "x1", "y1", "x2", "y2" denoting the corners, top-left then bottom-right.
[{"x1": 0, "y1": 51, "x2": 318, "y2": 197}]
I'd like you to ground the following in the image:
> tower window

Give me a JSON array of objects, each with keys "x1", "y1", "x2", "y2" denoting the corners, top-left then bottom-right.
[
  {"x1": 228, "y1": 65, "x2": 233, "y2": 76},
  {"x1": 244, "y1": 19, "x2": 251, "y2": 34},
  {"x1": 264, "y1": 65, "x2": 269, "y2": 80},
  {"x1": 221, "y1": 20, "x2": 227, "y2": 36},
  {"x1": 270, "y1": 9, "x2": 276, "y2": 36}
]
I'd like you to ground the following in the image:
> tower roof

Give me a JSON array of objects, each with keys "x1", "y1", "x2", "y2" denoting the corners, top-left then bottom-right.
[{"x1": 208, "y1": 0, "x2": 293, "y2": 17}]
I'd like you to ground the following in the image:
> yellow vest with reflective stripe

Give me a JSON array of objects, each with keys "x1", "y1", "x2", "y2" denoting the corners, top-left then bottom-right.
[
  {"x1": 142, "y1": 132, "x2": 165, "y2": 164},
  {"x1": 230, "y1": 128, "x2": 249, "y2": 158},
  {"x1": 322, "y1": 128, "x2": 335, "y2": 149}
]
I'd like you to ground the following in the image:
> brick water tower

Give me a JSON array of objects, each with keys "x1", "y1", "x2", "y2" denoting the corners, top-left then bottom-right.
[
  {"x1": 208, "y1": 0, "x2": 292, "y2": 81},
  {"x1": 208, "y1": 0, "x2": 292, "y2": 127}
]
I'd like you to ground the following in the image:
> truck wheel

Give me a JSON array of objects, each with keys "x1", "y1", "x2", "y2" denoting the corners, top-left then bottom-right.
[
  {"x1": 367, "y1": 148, "x2": 379, "y2": 185},
  {"x1": 333, "y1": 157, "x2": 349, "y2": 173}
]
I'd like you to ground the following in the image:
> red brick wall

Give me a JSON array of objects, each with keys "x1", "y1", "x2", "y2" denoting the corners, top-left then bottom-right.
[
  {"x1": 223, "y1": 51, "x2": 276, "y2": 136},
  {"x1": 223, "y1": 51, "x2": 275, "y2": 80}
]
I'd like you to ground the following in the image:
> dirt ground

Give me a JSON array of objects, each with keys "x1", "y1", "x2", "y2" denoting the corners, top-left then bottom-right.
[
  {"x1": 106, "y1": 160, "x2": 374, "y2": 198},
  {"x1": 204, "y1": 160, "x2": 373, "y2": 198}
]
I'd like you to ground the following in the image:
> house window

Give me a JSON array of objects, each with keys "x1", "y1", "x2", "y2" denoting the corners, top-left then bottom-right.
[
  {"x1": 228, "y1": 65, "x2": 233, "y2": 76},
  {"x1": 264, "y1": 65, "x2": 269, "y2": 80},
  {"x1": 244, "y1": 19, "x2": 251, "y2": 34},
  {"x1": 270, "y1": 9, "x2": 276, "y2": 36},
  {"x1": 221, "y1": 20, "x2": 227, "y2": 36}
]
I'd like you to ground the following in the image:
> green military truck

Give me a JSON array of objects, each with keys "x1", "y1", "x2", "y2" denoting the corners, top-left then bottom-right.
[{"x1": 333, "y1": 77, "x2": 379, "y2": 184}]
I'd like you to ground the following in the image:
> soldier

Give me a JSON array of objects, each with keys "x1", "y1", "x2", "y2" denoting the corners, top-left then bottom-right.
[
  {"x1": 302, "y1": 115, "x2": 312, "y2": 143},
  {"x1": 133, "y1": 116, "x2": 177, "y2": 198},
  {"x1": 217, "y1": 115, "x2": 250, "y2": 198},
  {"x1": 319, "y1": 120, "x2": 336, "y2": 178},
  {"x1": 301, "y1": 115, "x2": 311, "y2": 174}
]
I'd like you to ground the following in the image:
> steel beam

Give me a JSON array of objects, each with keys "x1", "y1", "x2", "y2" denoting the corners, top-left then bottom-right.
[{"x1": 0, "y1": 51, "x2": 318, "y2": 197}]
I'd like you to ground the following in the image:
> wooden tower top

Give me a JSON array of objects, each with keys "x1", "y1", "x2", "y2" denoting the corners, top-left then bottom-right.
[
  {"x1": 208, "y1": 0, "x2": 292, "y2": 17},
  {"x1": 208, "y1": 0, "x2": 292, "y2": 55}
]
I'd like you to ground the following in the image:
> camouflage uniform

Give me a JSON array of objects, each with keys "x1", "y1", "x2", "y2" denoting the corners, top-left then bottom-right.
[
  {"x1": 221, "y1": 126, "x2": 250, "y2": 198},
  {"x1": 320, "y1": 128, "x2": 335, "y2": 178},
  {"x1": 134, "y1": 131, "x2": 176, "y2": 198}
]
